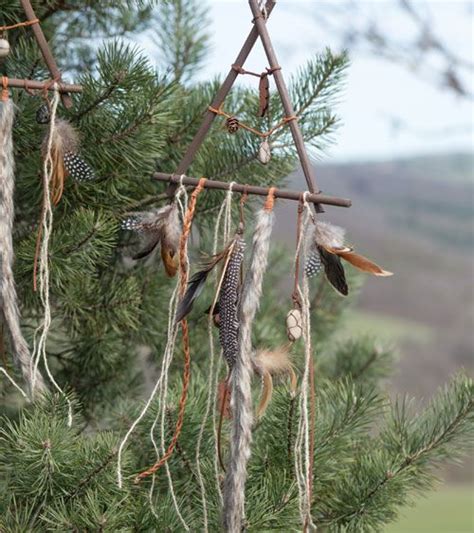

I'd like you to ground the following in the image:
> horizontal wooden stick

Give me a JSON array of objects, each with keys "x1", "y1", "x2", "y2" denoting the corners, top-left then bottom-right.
[
  {"x1": 5, "y1": 78, "x2": 82, "y2": 93},
  {"x1": 153, "y1": 172, "x2": 352, "y2": 208}
]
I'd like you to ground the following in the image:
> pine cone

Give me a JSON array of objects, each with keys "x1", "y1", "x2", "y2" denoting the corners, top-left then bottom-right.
[{"x1": 226, "y1": 116, "x2": 240, "y2": 134}]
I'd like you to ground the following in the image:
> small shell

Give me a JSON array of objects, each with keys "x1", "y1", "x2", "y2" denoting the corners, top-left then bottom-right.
[
  {"x1": 0, "y1": 39, "x2": 10, "y2": 59},
  {"x1": 286, "y1": 308, "x2": 303, "y2": 342},
  {"x1": 258, "y1": 140, "x2": 271, "y2": 164}
]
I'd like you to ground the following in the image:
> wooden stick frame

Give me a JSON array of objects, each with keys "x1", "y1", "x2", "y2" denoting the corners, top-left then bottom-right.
[{"x1": 3, "y1": 0, "x2": 83, "y2": 107}]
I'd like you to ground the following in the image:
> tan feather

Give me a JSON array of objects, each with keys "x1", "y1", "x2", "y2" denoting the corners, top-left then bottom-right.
[
  {"x1": 253, "y1": 344, "x2": 296, "y2": 418},
  {"x1": 256, "y1": 371, "x2": 273, "y2": 419},
  {"x1": 329, "y1": 248, "x2": 393, "y2": 277},
  {"x1": 160, "y1": 247, "x2": 179, "y2": 277}
]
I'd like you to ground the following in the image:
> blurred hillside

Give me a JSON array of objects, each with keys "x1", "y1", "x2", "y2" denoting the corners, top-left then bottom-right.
[{"x1": 276, "y1": 152, "x2": 473, "y2": 400}]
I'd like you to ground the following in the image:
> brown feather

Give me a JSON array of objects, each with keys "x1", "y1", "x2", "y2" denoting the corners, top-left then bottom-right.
[
  {"x1": 175, "y1": 241, "x2": 234, "y2": 323},
  {"x1": 329, "y1": 248, "x2": 393, "y2": 277},
  {"x1": 258, "y1": 73, "x2": 270, "y2": 117},
  {"x1": 256, "y1": 371, "x2": 273, "y2": 419},
  {"x1": 319, "y1": 245, "x2": 348, "y2": 296},
  {"x1": 161, "y1": 247, "x2": 179, "y2": 277}
]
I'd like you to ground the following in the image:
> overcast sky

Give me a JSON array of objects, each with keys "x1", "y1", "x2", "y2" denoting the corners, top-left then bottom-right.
[{"x1": 195, "y1": 1, "x2": 473, "y2": 163}]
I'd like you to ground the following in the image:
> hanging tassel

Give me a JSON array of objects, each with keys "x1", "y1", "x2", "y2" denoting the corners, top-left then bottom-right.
[
  {"x1": 0, "y1": 83, "x2": 47, "y2": 398},
  {"x1": 122, "y1": 203, "x2": 182, "y2": 277},
  {"x1": 223, "y1": 188, "x2": 276, "y2": 532},
  {"x1": 305, "y1": 221, "x2": 393, "y2": 295},
  {"x1": 41, "y1": 118, "x2": 95, "y2": 205}
]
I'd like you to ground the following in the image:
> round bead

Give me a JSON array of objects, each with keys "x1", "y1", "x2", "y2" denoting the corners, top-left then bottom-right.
[
  {"x1": 286, "y1": 308, "x2": 303, "y2": 342},
  {"x1": 0, "y1": 39, "x2": 10, "y2": 59}
]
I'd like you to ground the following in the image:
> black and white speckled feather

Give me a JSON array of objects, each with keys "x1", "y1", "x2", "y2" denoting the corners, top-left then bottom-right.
[{"x1": 218, "y1": 234, "x2": 245, "y2": 370}]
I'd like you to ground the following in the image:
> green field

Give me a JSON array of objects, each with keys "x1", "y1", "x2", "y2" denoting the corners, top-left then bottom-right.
[
  {"x1": 341, "y1": 310, "x2": 434, "y2": 345},
  {"x1": 386, "y1": 485, "x2": 474, "y2": 533}
]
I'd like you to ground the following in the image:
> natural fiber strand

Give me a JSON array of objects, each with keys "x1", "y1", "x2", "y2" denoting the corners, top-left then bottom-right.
[
  {"x1": 135, "y1": 178, "x2": 206, "y2": 483},
  {"x1": 0, "y1": 94, "x2": 47, "y2": 397},
  {"x1": 117, "y1": 185, "x2": 188, "y2": 490},
  {"x1": 223, "y1": 189, "x2": 276, "y2": 532},
  {"x1": 30, "y1": 86, "x2": 72, "y2": 423},
  {"x1": 0, "y1": 366, "x2": 28, "y2": 399},
  {"x1": 195, "y1": 184, "x2": 235, "y2": 529}
]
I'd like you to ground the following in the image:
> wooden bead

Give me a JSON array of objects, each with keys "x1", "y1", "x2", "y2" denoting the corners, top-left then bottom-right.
[
  {"x1": 286, "y1": 308, "x2": 302, "y2": 342},
  {"x1": 0, "y1": 39, "x2": 10, "y2": 59}
]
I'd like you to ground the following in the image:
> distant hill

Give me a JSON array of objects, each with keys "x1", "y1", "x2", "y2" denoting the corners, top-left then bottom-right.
[{"x1": 274, "y1": 152, "x2": 473, "y2": 400}]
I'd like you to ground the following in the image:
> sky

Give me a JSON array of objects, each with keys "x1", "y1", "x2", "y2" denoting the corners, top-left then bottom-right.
[{"x1": 194, "y1": 1, "x2": 473, "y2": 163}]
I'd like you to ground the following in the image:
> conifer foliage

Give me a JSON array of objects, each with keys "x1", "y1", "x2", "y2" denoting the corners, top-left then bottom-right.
[{"x1": 0, "y1": 1, "x2": 472, "y2": 531}]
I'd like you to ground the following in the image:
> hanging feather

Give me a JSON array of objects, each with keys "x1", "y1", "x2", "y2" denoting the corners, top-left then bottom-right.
[
  {"x1": 305, "y1": 221, "x2": 392, "y2": 295},
  {"x1": 218, "y1": 234, "x2": 245, "y2": 370},
  {"x1": 258, "y1": 72, "x2": 270, "y2": 117},
  {"x1": 42, "y1": 119, "x2": 95, "y2": 204},
  {"x1": 0, "y1": 97, "x2": 46, "y2": 397},
  {"x1": 175, "y1": 241, "x2": 235, "y2": 323},
  {"x1": 122, "y1": 203, "x2": 181, "y2": 277},
  {"x1": 253, "y1": 344, "x2": 297, "y2": 418}
]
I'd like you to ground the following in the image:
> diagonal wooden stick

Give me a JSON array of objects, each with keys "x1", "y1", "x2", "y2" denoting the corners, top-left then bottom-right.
[
  {"x1": 167, "y1": 0, "x2": 277, "y2": 197},
  {"x1": 19, "y1": 0, "x2": 73, "y2": 108},
  {"x1": 248, "y1": 0, "x2": 324, "y2": 212}
]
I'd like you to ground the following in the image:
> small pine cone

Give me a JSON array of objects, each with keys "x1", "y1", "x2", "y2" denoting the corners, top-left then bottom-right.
[
  {"x1": 286, "y1": 308, "x2": 303, "y2": 342},
  {"x1": 36, "y1": 103, "x2": 51, "y2": 124},
  {"x1": 63, "y1": 151, "x2": 95, "y2": 181},
  {"x1": 225, "y1": 116, "x2": 240, "y2": 134}
]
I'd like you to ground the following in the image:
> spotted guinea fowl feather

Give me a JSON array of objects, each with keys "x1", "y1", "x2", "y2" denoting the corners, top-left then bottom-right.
[{"x1": 219, "y1": 235, "x2": 245, "y2": 370}]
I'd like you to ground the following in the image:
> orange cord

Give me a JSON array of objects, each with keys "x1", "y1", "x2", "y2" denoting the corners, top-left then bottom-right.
[
  {"x1": 1, "y1": 76, "x2": 8, "y2": 102},
  {"x1": 208, "y1": 105, "x2": 297, "y2": 139},
  {"x1": 263, "y1": 186, "x2": 276, "y2": 211},
  {"x1": 135, "y1": 178, "x2": 207, "y2": 483},
  {"x1": 0, "y1": 19, "x2": 39, "y2": 31}
]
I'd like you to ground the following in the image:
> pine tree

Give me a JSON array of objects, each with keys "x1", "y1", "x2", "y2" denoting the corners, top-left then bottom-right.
[{"x1": 0, "y1": 1, "x2": 472, "y2": 531}]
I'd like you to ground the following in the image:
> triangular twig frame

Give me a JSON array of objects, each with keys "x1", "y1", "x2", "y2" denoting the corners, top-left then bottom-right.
[{"x1": 169, "y1": 0, "x2": 325, "y2": 212}]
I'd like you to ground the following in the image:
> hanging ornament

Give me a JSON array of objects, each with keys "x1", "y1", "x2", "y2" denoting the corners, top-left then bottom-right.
[
  {"x1": 174, "y1": 229, "x2": 244, "y2": 323},
  {"x1": 258, "y1": 72, "x2": 270, "y2": 117},
  {"x1": 218, "y1": 233, "x2": 245, "y2": 370},
  {"x1": 258, "y1": 139, "x2": 271, "y2": 164},
  {"x1": 286, "y1": 307, "x2": 303, "y2": 342},
  {"x1": 0, "y1": 39, "x2": 10, "y2": 59},
  {"x1": 41, "y1": 118, "x2": 95, "y2": 204},
  {"x1": 122, "y1": 202, "x2": 181, "y2": 276},
  {"x1": 225, "y1": 116, "x2": 240, "y2": 134},
  {"x1": 0, "y1": 86, "x2": 46, "y2": 397},
  {"x1": 305, "y1": 220, "x2": 393, "y2": 295}
]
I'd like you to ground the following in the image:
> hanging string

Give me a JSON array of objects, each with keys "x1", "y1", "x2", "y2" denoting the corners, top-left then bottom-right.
[
  {"x1": 0, "y1": 367, "x2": 28, "y2": 399},
  {"x1": 0, "y1": 19, "x2": 39, "y2": 31},
  {"x1": 135, "y1": 178, "x2": 207, "y2": 483},
  {"x1": 293, "y1": 193, "x2": 317, "y2": 531},
  {"x1": 117, "y1": 179, "x2": 189, "y2": 490},
  {"x1": 194, "y1": 182, "x2": 236, "y2": 528},
  {"x1": 29, "y1": 85, "x2": 73, "y2": 424},
  {"x1": 208, "y1": 105, "x2": 297, "y2": 138},
  {"x1": 148, "y1": 180, "x2": 191, "y2": 529}
]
